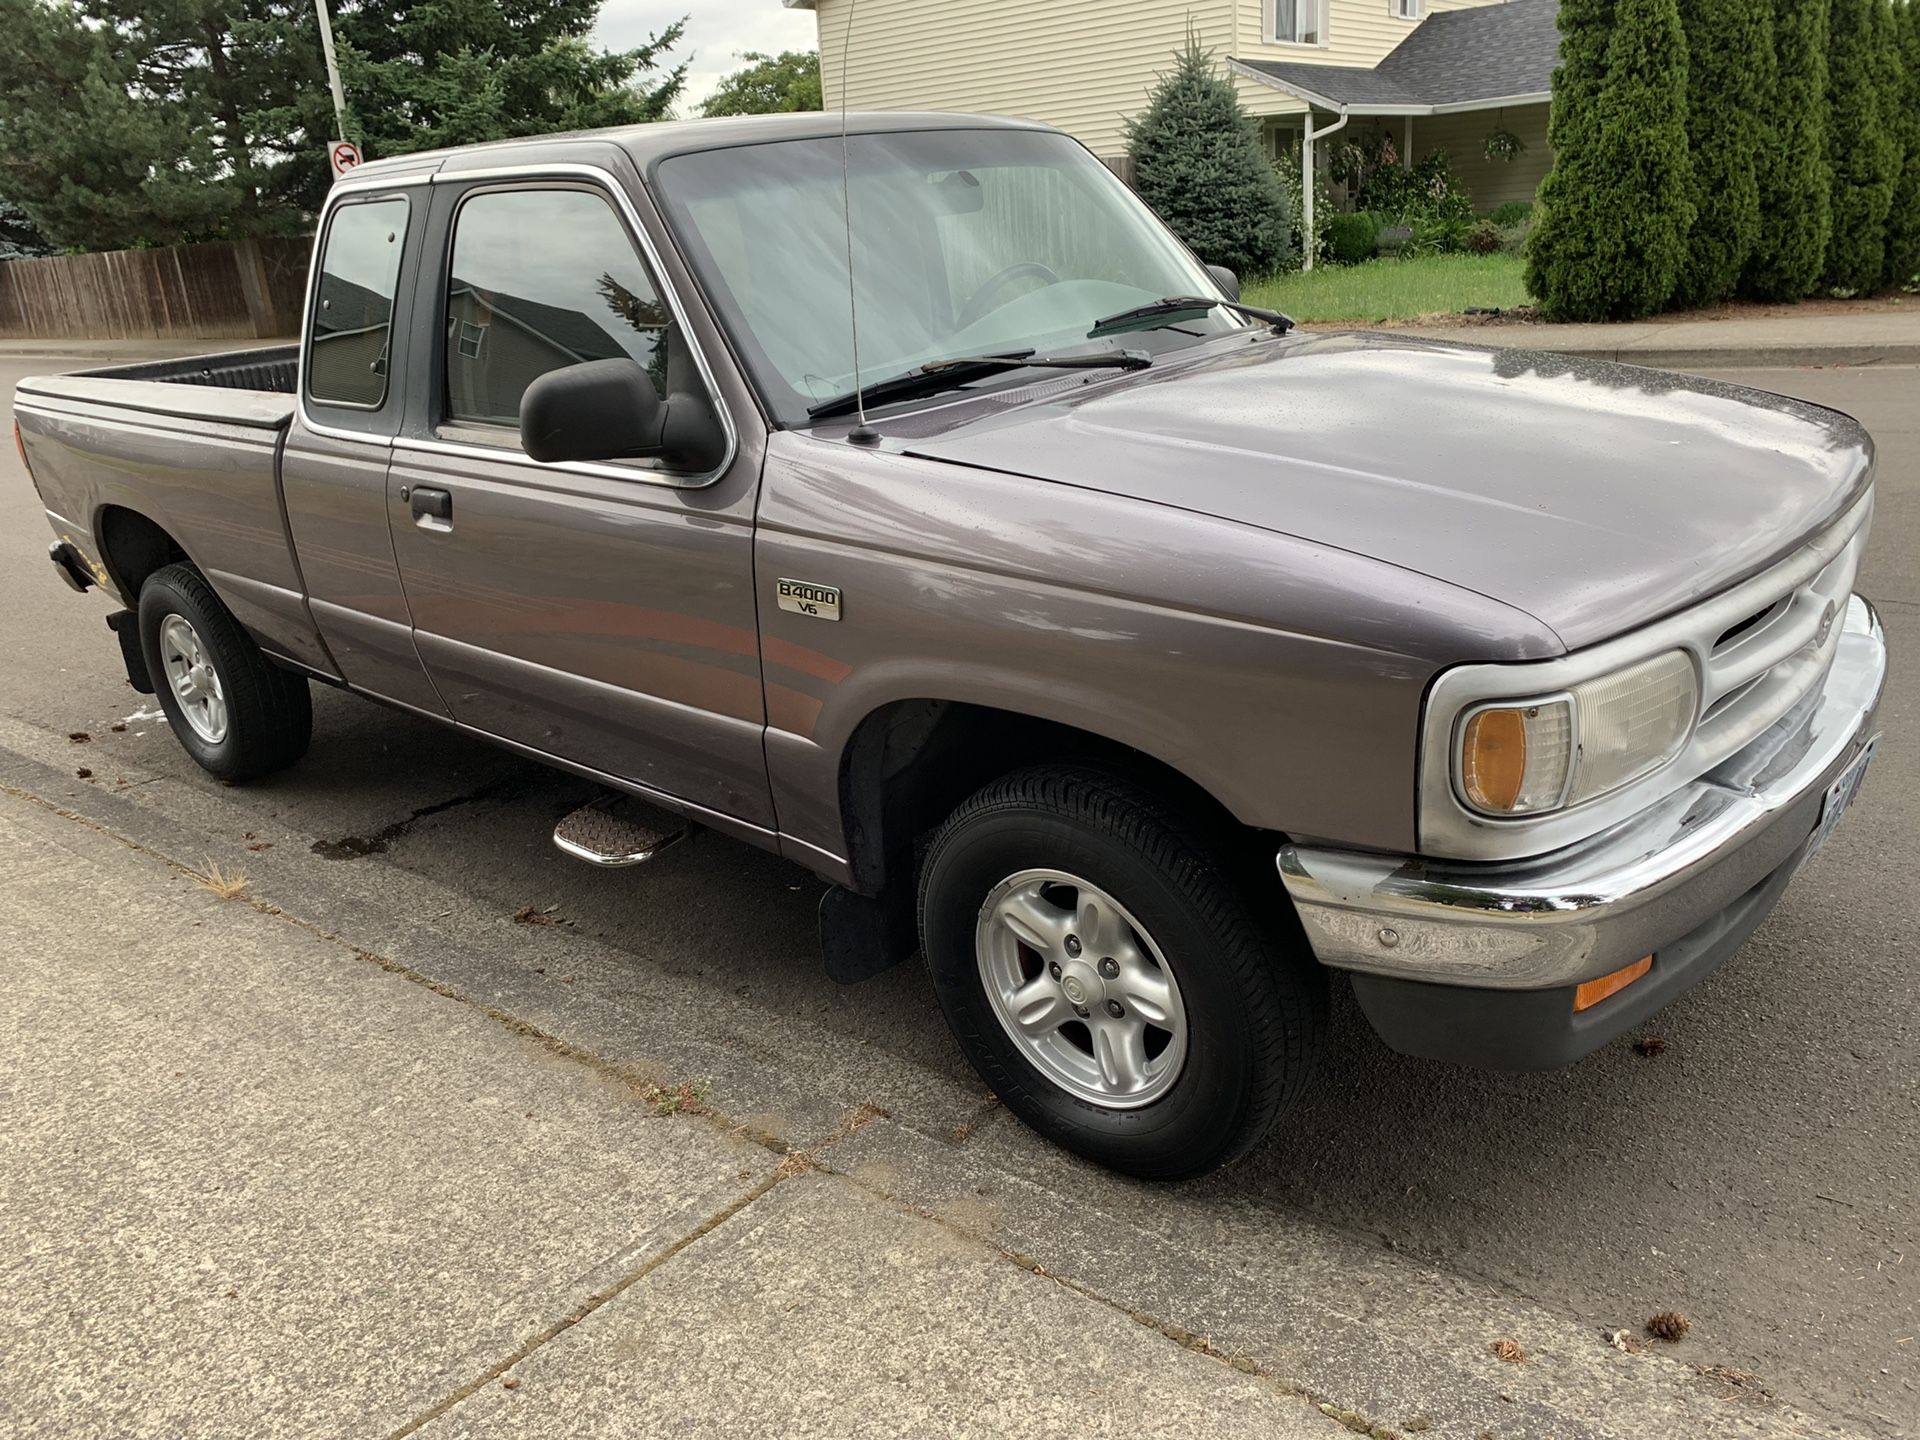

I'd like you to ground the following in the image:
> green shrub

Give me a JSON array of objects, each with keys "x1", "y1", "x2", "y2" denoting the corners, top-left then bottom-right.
[
  {"x1": 1273, "y1": 157, "x2": 1330, "y2": 269},
  {"x1": 1368, "y1": 151, "x2": 1474, "y2": 233},
  {"x1": 1823, "y1": 0, "x2": 1900, "y2": 292},
  {"x1": 1409, "y1": 215, "x2": 1471, "y2": 255},
  {"x1": 1526, "y1": 0, "x2": 1694, "y2": 320},
  {"x1": 1126, "y1": 32, "x2": 1293, "y2": 277},
  {"x1": 1487, "y1": 201, "x2": 1533, "y2": 227},
  {"x1": 1888, "y1": 0, "x2": 1920, "y2": 286},
  {"x1": 1744, "y1": 0, "x2": 1831, "y2": 299},
  {"x1": 1673, "y1": 0, "x2": 1766, "y2": 307},
  {"x1": 1324, "y1": 211, "x2": 1382, "y2": 265},
  {"x1": 1498, "y1": 222, "x2": 1531, "y2": 257},
  {"x1": 1465, "y1": 219, "x2": 1504, "y2": 255}
]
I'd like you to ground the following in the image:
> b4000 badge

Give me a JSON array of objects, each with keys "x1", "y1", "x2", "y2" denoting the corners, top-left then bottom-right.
[{"x1": 776, "y1": 579, "x2": 841, "y2": 621}]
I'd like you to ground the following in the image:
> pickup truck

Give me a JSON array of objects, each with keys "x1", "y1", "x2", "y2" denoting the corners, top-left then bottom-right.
[{"x1": 14, "y1": 113, "x2": 1885, "y2": 1179}]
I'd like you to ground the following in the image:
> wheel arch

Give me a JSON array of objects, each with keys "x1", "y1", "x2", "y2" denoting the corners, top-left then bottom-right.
[
  {"x1": 834, "y1": 698, "x2": 1267, "y2": 900},
  {"x1": 95, "y1": 505, "x2": 191, "y2": 605}
]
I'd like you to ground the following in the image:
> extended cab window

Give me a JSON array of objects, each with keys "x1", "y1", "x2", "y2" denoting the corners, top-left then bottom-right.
[
  {"x1": 444, "y1": 188, "x2": 670, "y2": 428},
  {"x1": 309, "y1": 196, "x2": 408, "y2": 408}
]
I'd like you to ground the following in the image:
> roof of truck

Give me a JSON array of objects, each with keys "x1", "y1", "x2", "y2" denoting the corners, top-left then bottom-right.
[{"x1": 345, "y1": 111, "x2": 1056, "y2": 183}]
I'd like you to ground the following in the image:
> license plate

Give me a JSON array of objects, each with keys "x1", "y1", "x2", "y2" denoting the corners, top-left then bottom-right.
[{"x1": 1805, "y1": 736, "x2": 1879, "y2": 861}]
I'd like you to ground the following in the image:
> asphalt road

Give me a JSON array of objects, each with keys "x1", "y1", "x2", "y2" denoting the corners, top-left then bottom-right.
[{"x1": 3, "y1": 349, "x2": 1915, "y2": 1436}]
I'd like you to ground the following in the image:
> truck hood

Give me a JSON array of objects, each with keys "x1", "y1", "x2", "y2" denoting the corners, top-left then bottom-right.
[{"x1": 898, "y1": 332, "x2": 1873, "y2": 651}]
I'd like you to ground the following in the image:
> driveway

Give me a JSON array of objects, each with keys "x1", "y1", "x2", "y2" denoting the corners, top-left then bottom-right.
[{"x1": 1, "y1": 348, "x2": 1912, "y2": 1438}]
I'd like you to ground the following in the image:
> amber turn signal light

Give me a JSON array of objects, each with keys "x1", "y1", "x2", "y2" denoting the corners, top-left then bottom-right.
[{"x1": 1573, "y1": 955, "x2": 1653, "y2": 1012}]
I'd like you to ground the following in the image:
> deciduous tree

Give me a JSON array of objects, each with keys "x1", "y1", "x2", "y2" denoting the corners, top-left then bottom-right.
[{"x1": 700, "y1": 50, "x2": 822, "y2": 117}]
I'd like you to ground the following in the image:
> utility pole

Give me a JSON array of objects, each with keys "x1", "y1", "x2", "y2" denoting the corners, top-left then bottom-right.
[{"x1": 314, "y1": 0, "x2": 350, "y2": 141}]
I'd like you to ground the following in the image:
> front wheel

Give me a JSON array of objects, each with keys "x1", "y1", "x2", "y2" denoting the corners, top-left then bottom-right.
[
  {"x1": 918, "y1": 767, "x2": 1327, "y2": 1180},
  {"x1": 138, "y1": 563, "x2": 312, "y2": 782}
]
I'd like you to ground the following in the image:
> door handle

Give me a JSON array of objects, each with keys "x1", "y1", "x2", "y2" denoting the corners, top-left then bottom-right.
[{"x1": 409, "y1": 486, "x2": 452, "y2": 520}]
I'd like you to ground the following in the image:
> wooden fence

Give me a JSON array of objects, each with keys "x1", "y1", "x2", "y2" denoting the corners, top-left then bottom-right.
[{"x1": 0, "y1": 236, "x2": 311, "y2": 341}]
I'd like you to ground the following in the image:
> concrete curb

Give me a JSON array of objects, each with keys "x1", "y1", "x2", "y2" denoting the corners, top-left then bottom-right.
[
  {"x1": 1465, "y1": 341, "x2": 1918, "y2": 371},
  {"x1": 1300, "y1": 326, "x2": 1920, "y2": 371}
]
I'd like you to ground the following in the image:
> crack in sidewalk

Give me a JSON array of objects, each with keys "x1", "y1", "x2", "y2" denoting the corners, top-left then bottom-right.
[{"x1": 0, "y1": 777, "x2": 1396, "y2": 1439}]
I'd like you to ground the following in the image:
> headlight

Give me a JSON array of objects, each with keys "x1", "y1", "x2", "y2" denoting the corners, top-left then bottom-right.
[{"x1": 1455, "y1": 651, "x2": 1697, "y2": 817}]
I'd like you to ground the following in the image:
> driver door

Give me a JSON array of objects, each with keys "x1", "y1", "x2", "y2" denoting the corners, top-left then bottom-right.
[{"x1": 385, "y1": 176, "x2": 773, "y2": 829}]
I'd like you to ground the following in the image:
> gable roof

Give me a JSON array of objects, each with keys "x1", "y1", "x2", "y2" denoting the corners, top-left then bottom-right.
[{"x1": 1234, "y1": 0, "x2": 1560, "y2": 114}]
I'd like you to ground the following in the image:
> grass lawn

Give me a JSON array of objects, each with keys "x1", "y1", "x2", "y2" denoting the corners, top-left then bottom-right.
[{"x1": 1242, "y1": 253, "x2": 1529, "y2": 325}]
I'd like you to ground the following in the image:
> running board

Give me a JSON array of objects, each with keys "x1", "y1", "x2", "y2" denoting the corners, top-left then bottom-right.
[{"x1": 552, "y1": 796, "x2": 690, "y2": 867}]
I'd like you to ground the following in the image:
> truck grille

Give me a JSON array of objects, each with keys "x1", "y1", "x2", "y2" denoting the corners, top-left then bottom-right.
[{"x1": 1687, "y1": 499, "x2": 1868, "y2": 773}]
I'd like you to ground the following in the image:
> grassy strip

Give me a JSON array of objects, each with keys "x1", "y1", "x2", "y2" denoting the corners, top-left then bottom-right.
[{"x1": 1243, "y1": 253, "x2": 1529, "y2": 325}]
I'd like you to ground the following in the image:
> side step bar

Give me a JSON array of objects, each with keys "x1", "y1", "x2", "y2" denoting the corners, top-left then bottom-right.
[{"x1": 552, "y1": 795, "x2": 690, "y2": 867}]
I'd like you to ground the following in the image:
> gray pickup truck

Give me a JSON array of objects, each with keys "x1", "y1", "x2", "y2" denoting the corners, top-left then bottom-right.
[{"x1": 15, "y1": 113, "x2": 1886, "y2": 1178}]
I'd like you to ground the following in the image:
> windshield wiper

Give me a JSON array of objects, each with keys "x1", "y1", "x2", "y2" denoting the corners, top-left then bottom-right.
[
  {"x1": 1088, "y1": 295, "x2": 1295, "y2": 338},
  {"x1": 807, "y1": 348, "x2": 1152, "y2": 421}
]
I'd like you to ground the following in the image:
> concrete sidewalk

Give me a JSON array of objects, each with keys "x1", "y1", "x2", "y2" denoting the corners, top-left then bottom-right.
[
  {"x1": 1328, "y1": 306, "x2": 1920, "y2": 371},
  {"x1": 0, "y1": 785, "x2": 1341, "y2": 1439}
]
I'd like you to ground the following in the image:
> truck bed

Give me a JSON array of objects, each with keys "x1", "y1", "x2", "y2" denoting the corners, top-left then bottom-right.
[
  {"x1": 77, "y1": 344, "x2": 299, "y2": 395},
  {"x1": 13, "y1": 342, "x2": 323, "y2": 674}
]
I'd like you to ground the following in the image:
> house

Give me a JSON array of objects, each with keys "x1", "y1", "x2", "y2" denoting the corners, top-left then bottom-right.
[{"x1": 784, "y1": 0, "x2": 1559, "y2": 217}]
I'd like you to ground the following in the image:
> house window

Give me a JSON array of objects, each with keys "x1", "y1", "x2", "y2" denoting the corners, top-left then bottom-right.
[
  {"x1": 1392, "y1": 0, "x2": 1423, "y2": 18},
  {"x1": 1275, "y1": 0, "x2": 1325, "y2": 45}
]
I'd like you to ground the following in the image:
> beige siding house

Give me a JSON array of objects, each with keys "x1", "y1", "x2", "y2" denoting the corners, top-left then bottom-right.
[{"x1": 785, "y1": 0, "x2": 1558, "y2": 214}]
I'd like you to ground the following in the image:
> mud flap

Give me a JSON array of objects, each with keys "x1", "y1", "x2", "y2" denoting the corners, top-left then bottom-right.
[
  {"x1": 819, "y1": 885, "x2": 917, "y2": 984},
  {"x1": 105, "y1": 611, "x2": 154, "y2": 693}
]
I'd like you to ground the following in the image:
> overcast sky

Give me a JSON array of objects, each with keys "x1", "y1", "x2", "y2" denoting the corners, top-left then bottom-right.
[{"x1": 593, "y1": 1, "x2": 820, "y2": 112}]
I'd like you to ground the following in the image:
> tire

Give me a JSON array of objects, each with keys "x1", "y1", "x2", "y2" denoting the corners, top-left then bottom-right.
[
  {"x1": 138, "y1": 562, "x2": 312, "y2": 782},
  {"x1": 918, "y1": 766, "x2": 1327, "y2": 1180}
]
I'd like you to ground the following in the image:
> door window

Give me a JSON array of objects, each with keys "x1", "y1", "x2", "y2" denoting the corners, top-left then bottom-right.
[
  {"x1": 443, "y1": 188, "x2": 671, "y2": 428},
  {"x1": 308, "y1": 196, "x2": 409, "y2": 408}
]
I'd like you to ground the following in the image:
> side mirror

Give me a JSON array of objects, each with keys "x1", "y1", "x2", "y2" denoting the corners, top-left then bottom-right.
[
  {"x1": 521, "y1": 358, "x2": 664, "y2": 464},
  {"x1": 1206, "y1": 264, "x2": 1241, "y2": 301}
]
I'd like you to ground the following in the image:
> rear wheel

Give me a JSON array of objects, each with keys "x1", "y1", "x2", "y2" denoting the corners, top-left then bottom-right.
[
  {"x1": 138, "y1": 563, "x2": 311, "y2": 782},
  {"x1": 918, "y1": 766, "x2": 1326, "y2": 1180}
]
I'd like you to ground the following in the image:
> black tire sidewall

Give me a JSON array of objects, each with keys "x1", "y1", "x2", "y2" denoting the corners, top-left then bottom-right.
[
  {"x1": 137, "y1": 569, "x2": 253, "y2": 780},
  {"x1": 922, "y1": 799, "x2": 1279, "y2": 1178}
]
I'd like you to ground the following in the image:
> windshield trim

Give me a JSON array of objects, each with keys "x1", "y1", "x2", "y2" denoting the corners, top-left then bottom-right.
[{"x1": 648, "y1": 127, "x2": 1238, "y2": 430}]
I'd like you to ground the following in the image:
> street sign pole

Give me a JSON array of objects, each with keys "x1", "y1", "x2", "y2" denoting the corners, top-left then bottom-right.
[{"x1": 314, "y1": 0, "x2": 350, "y2": 142}]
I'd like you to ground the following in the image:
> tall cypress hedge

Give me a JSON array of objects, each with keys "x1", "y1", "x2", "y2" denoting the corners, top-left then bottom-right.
[
  {"x1": 1823, "y1": 0, "x2": 1901, "y2": 291},
  {"x1": 1888, "y1": 0, "x2": 1920, "y2": 287},
  {"x1": 1744, "y1": 0, "x2": 1832, "y2": 299},
  {"x1": 1126, "y1": 34, "x2": 1293, "y2": 278},
  {"x1": 1672, "y1": 0, "x2": 1765, "y2": 307},
  {"x1": 1525, "y1": 0, "x2": 1693, "y2": 320}
]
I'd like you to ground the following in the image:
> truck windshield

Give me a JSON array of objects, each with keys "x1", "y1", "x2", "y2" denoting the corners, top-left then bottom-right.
[{"x1": 653, "y1": 128, "x2": 1246, "y2": 427}]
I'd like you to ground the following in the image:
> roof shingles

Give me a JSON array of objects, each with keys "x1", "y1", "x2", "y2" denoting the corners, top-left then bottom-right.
[{"x1": 1235, "y1": 0, "x2": 1560, "y2": 111}]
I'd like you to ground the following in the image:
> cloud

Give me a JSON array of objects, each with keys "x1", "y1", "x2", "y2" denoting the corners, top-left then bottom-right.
[{"x1": 594, "y1": 1, "x2": 819, "y2": 112}]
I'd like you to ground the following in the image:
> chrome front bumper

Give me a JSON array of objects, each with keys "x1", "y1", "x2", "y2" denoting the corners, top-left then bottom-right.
[{"x1": 1278, "y1": 595, "x2": 1887, "y2": 991}]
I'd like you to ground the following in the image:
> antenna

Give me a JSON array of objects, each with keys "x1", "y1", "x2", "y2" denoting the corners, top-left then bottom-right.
[{"x1": 838, "y1": 0, "x2": 879, "y2": 446}]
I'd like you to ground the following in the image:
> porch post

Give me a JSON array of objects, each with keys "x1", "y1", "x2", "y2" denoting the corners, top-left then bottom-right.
[
  {"x1": 1404, "y1": 115, "x2": 1414, "y2": 168},
  {"x1": 1302, "y1": 114, "x2": 1316, "y2": 273}
]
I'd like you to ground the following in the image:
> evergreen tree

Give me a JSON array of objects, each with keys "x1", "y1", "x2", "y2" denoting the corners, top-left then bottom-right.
[
  {"x1": 1125, "y1": 33, "x2": 1292, "y2": 278},
  {"x1": 0, "y1": 1, "x2": 688, "y2": 249},
  {"x1": 1744, "y1": 0, "x2": 1830, "y2": 298},
  {"x1": 0, "y1": 196, "x2": 52, "y2": 258},
  {"x1": 1525, "y1": 0, "x2": 1694, "y2": 320},
  {"x1": 1887, "y1": 0, "x2": 1920, "y2": 287},
  {"x1": 1672, "y1": 0, "x2": 1765, "y2": 307},
  {"x1": 1823, "y1": 0, "x2": 1899, "y2": 291},
  {"x1": 700, "y1": 51, "x2": 822, "y2": 117}
]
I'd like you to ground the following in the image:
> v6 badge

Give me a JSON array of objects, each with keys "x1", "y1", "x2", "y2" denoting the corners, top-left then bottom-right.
[{"x1": 776, "y1": 578, "x2": 842, "y2": 621}]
